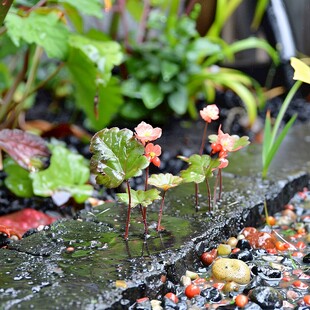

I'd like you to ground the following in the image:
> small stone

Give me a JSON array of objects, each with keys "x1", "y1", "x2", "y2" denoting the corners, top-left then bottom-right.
[
  {"x1": 227, "y1": 237, "x2": 238, "y2": 248},
  {"x1": 306, "y1": 234, "x2": 310, "y2": 244},
  {"x1": 200, "y1": 287, "x2": 222, "y2": 302},
  {"x1": 302, "y1": 253, "x2": 310, "y2": 264},
  {"x1": 212, "y1": 258, "x2": 251, "y2": 284},
  {"x1": 217, "y1": 244, "x2": 232, "y2": 256},
  {"x1": 186, "y1": 270, "x2": 199, "y2": 280},
  {"x1": 249, "y1": 286, "x2": 283, "y2": 309},
  {"x1": 237, "y1": 234, "x2": 245, "y2": 240},
  {"x1": 236, "y1": 239, "x2": 252, "y2": 250},
  {"x1": 180, "y1": 275, "x2": 191, "y2": 286},
  {"x1": 229, "y1": 249, "x2": 253, "y2": 262},
  {"x1": 222, "y1": 281, "x2": 239, "y2": 293},
  {"x1": 66, "y1": 247, "x2": 75, "y2": 253},
  {"x1": 115, "y1": 280, "x2": 127, "y2": 288}
]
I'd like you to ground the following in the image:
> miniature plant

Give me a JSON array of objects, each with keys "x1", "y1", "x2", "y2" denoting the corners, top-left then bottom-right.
[
  {"x1": 262, "y1": 57, "x2": 309, "y2": 179},
  {"x1": 148, "y1": 173, "x2": 183, "y2": 232},
  {"x1": 180, "y1": 154, "x2": 220, "y2": 212},
  {"x1": 209, "y1": 125, "x2": 250, "y2": 202},
  {"x1": 89, "y1": 127, "x2": 150, "y2": 239},
  {"x1": 134, "y1": 121, "x2": 162, "y2": 234}
]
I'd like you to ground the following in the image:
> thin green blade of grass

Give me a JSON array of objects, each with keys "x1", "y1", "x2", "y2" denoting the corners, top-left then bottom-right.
[
  {"x1": 263, "y1": 114, "x2": 297, "y2": 177},
  {"x1": 262, "y1": 110, "x2": 272, "y2": 167}
]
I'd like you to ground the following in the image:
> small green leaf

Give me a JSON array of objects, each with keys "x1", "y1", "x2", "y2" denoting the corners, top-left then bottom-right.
[
  {"x1": 232, "y1": 136, "x2": 250, "y2": 151},
  {"x1": 180, "y1": 154, "x2": 219, "y2": 183},
  {"x1": 31, "y1": 145, "x2": 93, "y2": 203},
  {"x1": 5, "y1": 10, "x2": 69, "y2": 60},
  {"x1": 168, "y1": 86, "x2": 188, "y2": 115},
  {"x1": 90, "y1": 128, "x2": 149, "y2": 188},
  {"x1": 148, "y1": 173, "x2": 183, "y2": 191},
  {"x1": 140, "y1": 83, "x2": 164, "y2": 109},
  {"x1": 117, "y1": 188, "x2": 161, "y2": 208},
  {"x1": 4, "y1": 158, "x2": 34, "y2": 197},
  {"x1": 161, "y1": 60, "x2": 179, "y2": 82}
]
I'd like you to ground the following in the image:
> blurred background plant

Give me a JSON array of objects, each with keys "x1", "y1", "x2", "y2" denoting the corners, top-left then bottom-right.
[{"x1": 0, "y1": 0, "x2": 282, "y2": 134}]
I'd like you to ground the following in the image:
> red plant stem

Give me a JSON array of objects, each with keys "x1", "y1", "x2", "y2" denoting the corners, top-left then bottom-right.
[
  {"x1": 218, "y1": 169, "x2": 222, "y2": 200},
  {"x1": 205, "y1": 178, "x2": 211, "y2": 212},
  {"x1": 119, "y1": 0, "x2": 130, "y2": 50},
  {"x1": 213, "y1": 169, "x2": 219, "y2": 206},
  {"x1": 185, "y1": 0, "x2": 197, "y2": 15},
  {"x1": 137, "y1": 0, "x2": 150, "y2": 44},
  {"x1": 199, "y1": 123, "x2": 208, "y2": 155},
  {"x1": 124, "y1": 180, "x2": 132, "y2": 240},
  {"x1": 141, "y1": 166, "x2": 150, "y2": 235},
  {"x1": 194, "y1": 183, "x2": 199, "y2": 211},
  {"x1": 157, "y1": 190, "x2": 166, "y2": 232}
]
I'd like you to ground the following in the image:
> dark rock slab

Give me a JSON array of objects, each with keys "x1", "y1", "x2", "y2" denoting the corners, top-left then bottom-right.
[{"x1": 0, "y1": 123, "x2": 309, "y2": 309}]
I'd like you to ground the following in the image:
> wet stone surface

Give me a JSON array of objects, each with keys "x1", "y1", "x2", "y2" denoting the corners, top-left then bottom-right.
[{"x1": 0, "y1": 123, "x2": 309, "y2": 309}]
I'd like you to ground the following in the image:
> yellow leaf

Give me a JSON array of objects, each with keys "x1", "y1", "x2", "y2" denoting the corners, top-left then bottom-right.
[{"x1": 290, "y1": 57, "x2": 310, "y2": 84}]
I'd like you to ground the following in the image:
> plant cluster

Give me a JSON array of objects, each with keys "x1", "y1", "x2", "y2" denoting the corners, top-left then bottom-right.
[
  {"x1": 0, "y1": 0, "x2": 279, "y2": 133},
  {"x1": 90, "y1": 105, "x2": 250, "y2": 239}
]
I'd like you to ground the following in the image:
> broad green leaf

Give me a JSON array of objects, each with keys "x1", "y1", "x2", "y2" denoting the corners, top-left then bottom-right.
[
  {"x1": 168, "y1": 86, "x2": 188, "y2": 115},
  {"x1": 68, "y1": 34, "x2": 122, "y2": 85},
  {"x1": 0, "y1": 129, "x2": 50, "y2": 170},
  {"x1": 5, "y1": 10, "x2": 69, "y2": 60},
  {"x1": 4, "y1": 158, "x2": 34, "y2": 197},
  {"x1": 58, "y1": 0, "x2": 103, "y2": 18},
  {"x1": 67, "y1": 45, "x2": 123, "y2": 131},
  {"x1": 31, "y1": 145, "x2": 93, "y2": 203},
  {"x1": 90, "y1": 128, "x2": 149, "y2": 188},
  {"x1": 117, "y1": 188, "x2": 161, "y2": 208},
  {"x1": 140, "y1": 82, "x2": 164, "y2": 109},
  {"x1": 263, "y1": 114, "x2": 297, "y2": 178},
  {"x1": 161, "y1": 60, "x2": 179, "y2": 82},
  {"x1": 148, "y1": 173, "x2": 183, "y2": 191}
]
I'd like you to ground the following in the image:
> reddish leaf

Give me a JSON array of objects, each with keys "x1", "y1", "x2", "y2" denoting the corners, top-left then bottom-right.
[
  {"x1": 0, "y1": 129, "x2": 50, "y2": 170},
  {"x1": 0, "y1": 208, "x2": 57, "y2": 236}
]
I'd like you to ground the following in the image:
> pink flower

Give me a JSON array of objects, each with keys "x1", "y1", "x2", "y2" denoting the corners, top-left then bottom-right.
[
  {"x1": 145, "y1": 143, "x2": 161, "y2": 167},
  {"x1": 200, "y1": 105, "x2": 219, "y2": 123},
  {"x1": 134, "y1": 121, "x2": 162, "y2": 145}
]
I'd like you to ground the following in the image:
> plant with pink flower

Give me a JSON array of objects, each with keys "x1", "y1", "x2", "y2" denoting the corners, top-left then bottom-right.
[
  {"x1": 145, "y1": 143, "x2": 161, "y2": 167},
  {"x1": 134, "y1": 121, "x2": 162, "y2": 145},
  {"x1": 200, "y1": 104, "x2": 219, "y2": 123}
]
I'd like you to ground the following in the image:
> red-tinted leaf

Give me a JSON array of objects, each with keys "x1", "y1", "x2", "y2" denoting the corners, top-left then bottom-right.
[
  {"x1": 0, "y1": 129, "x2": 50, "y2": 170},
  {"x1": 0, "y1": 208, "x2": 57, "y2": 236}
]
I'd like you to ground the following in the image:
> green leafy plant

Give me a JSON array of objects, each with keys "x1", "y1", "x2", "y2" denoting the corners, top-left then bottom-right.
[
  {"x1": 3, "y1": 140, "x2": 93, "y2": 205},
  {"x1": 120, "y1": 2, "x2": 279, "y2": 127},
  {"x1": 0, "y1": 0, "x2": 123, "y2": 131},
  {"x1": 262, "y1": 57, "x2": 309, "y2": 178}
]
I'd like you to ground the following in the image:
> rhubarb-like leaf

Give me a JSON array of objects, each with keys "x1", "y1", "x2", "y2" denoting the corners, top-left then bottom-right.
[
  {"x1": 231, "y1": 135, "x2": 250, "y2": 151},
  {"x1": 90, "y1": 127, "x2": 149, "y2": 188},
  {"x1": 117, "y1": 188, "x2": 161, "y2": 208},
  {"x1": 0, "y1": 129, "x2": 50, "y2": 170},
  {"x1": 180, "y1": 154, "x2": 219, "y2": 183},
  {"x1": 148, "y1": 173, "x2": 183, "y2": 191},
  {"x1": 31, "y1": 145, "x2": 93, "y2": 204}
]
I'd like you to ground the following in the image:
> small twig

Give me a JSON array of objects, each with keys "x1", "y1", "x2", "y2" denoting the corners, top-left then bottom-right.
[{"x1": 124, "y1": 180, "x2": 132, "y2": 240}]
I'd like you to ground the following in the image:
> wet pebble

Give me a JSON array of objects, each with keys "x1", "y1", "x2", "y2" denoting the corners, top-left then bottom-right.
[
  {"x1": 302, "y1": 253, "x2": 310, "y2": 264},
  {"x1": 229, "y1": 249, "x2": 253, "y2": 262},
  {"x1": 248, "y1": 286, "x2": 283, "y2": 309},
  {"x1": 200, "y1": 287, "x2": 222, "y2": 302},
  {"x1": 212, "y1": 258, "x2": 251, "y2": 284}
]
